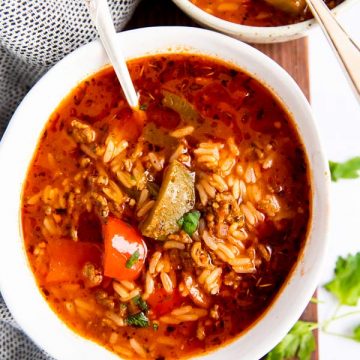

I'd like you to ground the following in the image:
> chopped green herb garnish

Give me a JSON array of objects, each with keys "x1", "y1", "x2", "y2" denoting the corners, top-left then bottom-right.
[
  {"x1": 153, "y1": 323, "x2": 159, "y2": 331},
  {"x1": 178, "y1": 210, "x2": 201, "y2": 236},
  {"x1": 324, "y1": 253, "x2": 360, "y2": 306},
  {"x1": 139, "y1": 103, "x2": 148, "y2": 111},
  {"x1": 126, "y1": 311, "x2": 149, "y2": 328},
  {"x1": 133, "y1": 295, "x2": 149, "y2": 313},
  {"x1": 266, "y1": 321, "x2": 317, "y2": 360},
  {"x1": 125, "y1": 250, "x2": 140, "y2": 269},
  {"x1": 329, "y1": 157, "x2": 360, "y2": 182}
]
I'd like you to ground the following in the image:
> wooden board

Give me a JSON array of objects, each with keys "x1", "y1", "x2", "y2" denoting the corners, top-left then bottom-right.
[
  {"x1": 254, "y1": 41, "x2": 311, "y2": 101},
  {"x1": 126, "y1": 1, "x2": 317, "y2": 358}
]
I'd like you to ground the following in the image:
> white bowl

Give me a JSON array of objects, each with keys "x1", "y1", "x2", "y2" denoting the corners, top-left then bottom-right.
[
  {"x1": 172, "y1": 0, "x2": 357, "y2": 43},
  {"x1": 0, "y1": 27, "x2": 330, "y2": 360}
]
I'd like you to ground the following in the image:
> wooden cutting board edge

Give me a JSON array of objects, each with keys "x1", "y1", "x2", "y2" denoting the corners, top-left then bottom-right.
[{"x1": 254, "y1": 39, "x2": 311, "y2": 101}]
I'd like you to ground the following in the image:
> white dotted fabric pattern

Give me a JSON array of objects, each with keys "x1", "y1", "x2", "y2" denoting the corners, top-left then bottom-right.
[
  {"x1": 0, "y1": 0, "x2": 139, "y2": 137},
  {"x1": 0, "y1": 1, "x2": 139, "y2": 358}
]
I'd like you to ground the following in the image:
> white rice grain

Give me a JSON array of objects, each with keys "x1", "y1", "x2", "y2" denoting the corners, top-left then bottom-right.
[
  {"x1": 202, "y1": 230, "x2": 218, "y2": 251},
  {"x1": 163, "y1": 241, "x2": 185, "y2": 250},
  {"x1": 149, "y1": 252, "x2": 162, "y2": 274},
  {"x1": 136, "y1": 200, "x2": 155, "y2": 218},
  {"x1": 129, "y1": 338, "x2": 147, "y2": 358},
  {"x1": 160, "y1": 272, "x2": 173, "y2": 293},
  {"x1": 196, "y1": 183, "x2": 208, "y2": 206},
  {"x1": 170, "y1": 126, "x2": 194, "y2": 138}
]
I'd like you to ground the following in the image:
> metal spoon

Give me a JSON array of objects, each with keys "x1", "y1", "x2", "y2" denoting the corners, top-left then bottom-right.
[
  {"x1": 266, "y1": 0, "x2": 360, "y2": 102},
  {"x1": 85, "y1": 0, "x2": 139, "y2": 109},
  {"x1": 305, "y1": 0, "x2": 360, "y2": 102}
]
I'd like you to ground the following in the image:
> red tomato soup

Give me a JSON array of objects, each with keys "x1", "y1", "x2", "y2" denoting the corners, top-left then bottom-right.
[
  {"x1": 190, "y1": 0, "x2": 343, "y2": 27},
  {"x1": 22, "y1": 54, "x2": 311, "y2": 359}
]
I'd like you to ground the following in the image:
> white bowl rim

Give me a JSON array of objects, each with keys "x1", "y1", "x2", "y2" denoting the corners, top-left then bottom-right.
[
  {"x1": 172, "y1": 0, "x2": 358, "y2": 43},
  {"x1": 0, "y1": 26, "x2": 330, "y2": 360}
]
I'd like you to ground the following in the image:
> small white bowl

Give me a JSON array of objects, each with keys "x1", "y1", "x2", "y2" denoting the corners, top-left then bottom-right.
[
  {"x1": 172, "y1": 0, "x2": 357, "y2": 43},
  {"x1": 0, "y1": 27, "x2": 330, "y2": 360}
]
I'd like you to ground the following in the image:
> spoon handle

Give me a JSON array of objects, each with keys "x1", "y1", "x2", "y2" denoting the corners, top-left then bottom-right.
[
  {"x1": 85, "y1": 0, "x2": 139, "y2": 109},
  {"x1": 306, "y1": 0, "x2": 360, "y2": 103}
]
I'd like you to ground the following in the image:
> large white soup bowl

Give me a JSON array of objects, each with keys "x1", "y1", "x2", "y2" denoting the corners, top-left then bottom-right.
[
  {"x1": 172, "y1": 0, "x2": 357, "y2": 43},
  {"x1": 0, "y1": 27, "x2": 330, "y2": 360}
]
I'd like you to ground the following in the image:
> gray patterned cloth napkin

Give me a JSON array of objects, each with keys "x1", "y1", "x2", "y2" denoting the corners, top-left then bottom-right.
[{"x1": 0, "y1": 1, "x2": 139, "y2": 358}]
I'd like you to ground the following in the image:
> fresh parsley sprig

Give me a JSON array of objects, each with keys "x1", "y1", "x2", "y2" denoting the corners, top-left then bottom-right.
[
  {"x1": 267, "y1": 321, "x2": 317, "y2": 360},
  {"x1": 353, "y1": 325, "x2": 360, "y2": 342},
  {"x1": 324, "y1": 253, "x2": 360, "y2": 306},
  {"x1": 267, "y1": 252, "x2": 360, "y2": 360},
  {"x1": 329, "y1": 157, "x2": 360, "y2": 182}
]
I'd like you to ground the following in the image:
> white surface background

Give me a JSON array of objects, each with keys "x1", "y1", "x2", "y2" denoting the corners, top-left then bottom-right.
[{"x1": 308, "y1": 1, "x2": 360, "y2": 358}]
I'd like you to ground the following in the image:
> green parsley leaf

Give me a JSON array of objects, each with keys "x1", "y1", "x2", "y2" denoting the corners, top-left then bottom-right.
[
  {"x1": 139, "y1": 103, "x2": 148, "y2": 111},
  {"x1": 153, "y1": 323, "x2": 159, "y2": 331},
  {"x1": 266, "y1": 321, "x2": 317, "y2": 360},
  {"x1": 324, "y1": 253, "x2": 360, "y2": 306},
  {"x1": 353, "y1": 324, "x2": 360, "y2": 342},
  {"x1": 133, "y1": 295, "x2": 149, "y2": 313},
  {"x1": 126, "y1": 312, "x2": 149, "y2": 328},
  {"x1": 329, "y1": 157, "x2": 360, "y2": 182},
  {"x1": 178, "y1": 210, "x2": 201, "y2": 235},
  {"x1": 125, "y1": 250, "x2": 140, "y2": 269}
]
